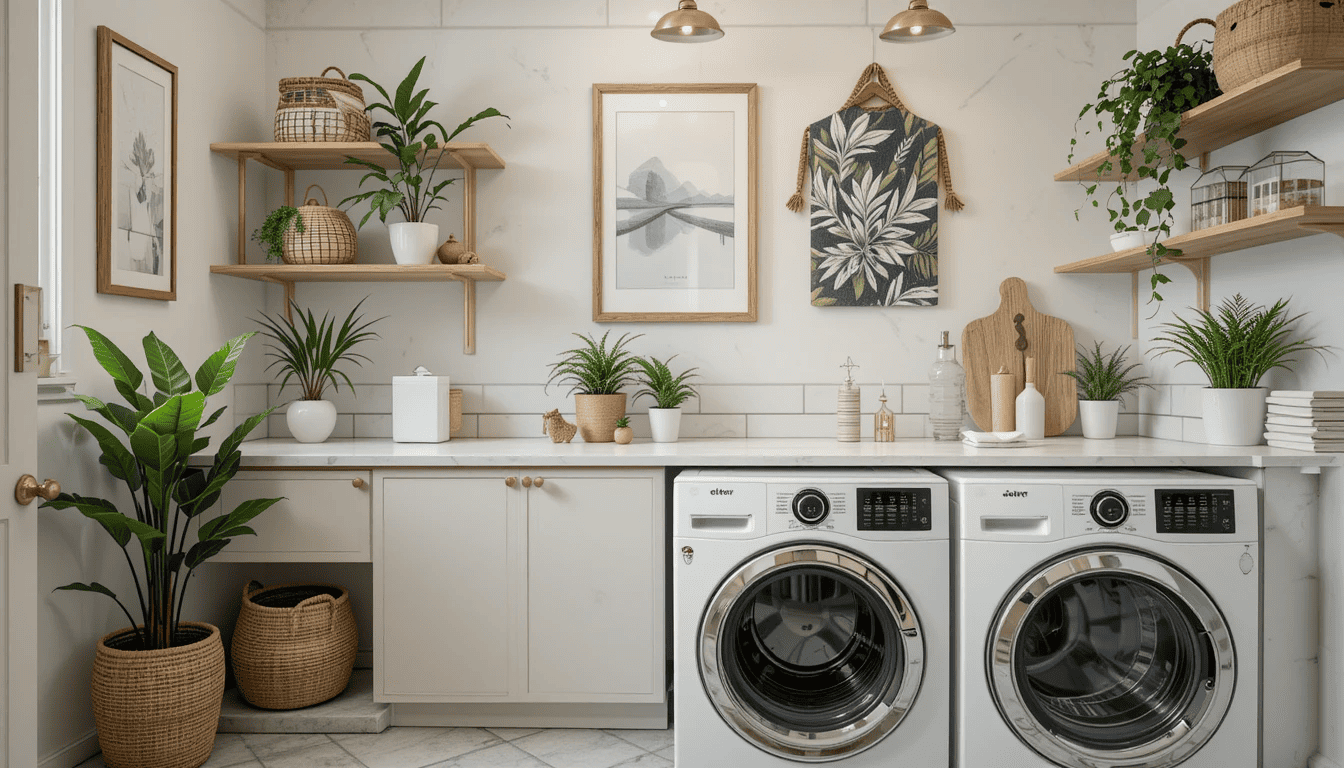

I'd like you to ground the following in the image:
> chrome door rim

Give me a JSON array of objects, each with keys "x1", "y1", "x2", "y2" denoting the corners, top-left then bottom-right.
[
  {"x1": 987, "y1": 548, "x2": 1236, "y2": 768},
  {"x1": 699, "y1": 544, "x2": 924, "y2": 762}
]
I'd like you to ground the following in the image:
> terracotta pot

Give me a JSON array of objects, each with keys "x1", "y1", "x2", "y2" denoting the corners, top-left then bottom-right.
[
  {"x1": 92, "y1": 622, "x2": 226, "y2": 768},
  {"x1": 574, "y1": 394, "x2": 626, "y2": 443},
  {"x1": 1202, "y1": 387, "x2": 1268, "y2": 446},
  {"x1": 1079, "y1": 400, "x2": 1121, "y2": 439}
]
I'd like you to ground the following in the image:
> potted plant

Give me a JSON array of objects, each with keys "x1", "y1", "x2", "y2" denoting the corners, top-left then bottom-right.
[
  {"x1": 256, "y1": 299, "x2": 381, "y2": 443},
  {"x1": 613, "y1": 416, "x2": 633, "y2": 445},
  {"x1": 252, "y1": 206, "x2": 302, "y2": 263},
  {"x1": 1061, "y1": 342, "x2": 1151, "y2": 439},
  {"x1": 1152, "y1": 295, "x2": 1325, "y2": 446},
  {"x1": 47, "y1": 327, "x2": 280, "y2": 768},
  {"x1": 546, "y1": 332, "x2": 642, "y2": 443},
  {"x1": 341, "y1": 57, "x2": 507, "y2": 265},
  {"x1": 634, "y1": 355, "x2": 700, "y2": 444},
  {"x1": 1070, "y1": 23, "x2": 1221, "y2": 301}
]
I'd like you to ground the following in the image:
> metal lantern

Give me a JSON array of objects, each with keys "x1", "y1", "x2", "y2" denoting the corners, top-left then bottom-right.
[
  {"x1": 1247, "y1": 151, "x2": 1324, "y2": 217},
  {"x1": 874, "y1": 392, "x2": 896, "y2": 442},
  {"x1": 1190, "y1": 166, "x2": 1248, "y2": 231}
]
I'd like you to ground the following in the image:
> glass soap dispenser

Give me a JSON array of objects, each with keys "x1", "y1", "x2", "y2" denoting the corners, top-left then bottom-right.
[{"x1": 928, "y1": 331, "x2": 965, "y2": 441}]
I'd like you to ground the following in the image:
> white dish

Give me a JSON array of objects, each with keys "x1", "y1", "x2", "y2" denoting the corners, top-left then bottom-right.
[{"x1": 962, "y1": 439, "x2": 1050, "y2": 449}]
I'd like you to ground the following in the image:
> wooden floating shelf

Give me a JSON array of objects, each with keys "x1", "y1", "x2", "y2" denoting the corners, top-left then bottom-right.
[
  {"x1": 209, "y1": 141, "x2": 505, "y2": 171},
  {"x1": 1056, "y1": 58, "x2": 1344, "y2": 183}
]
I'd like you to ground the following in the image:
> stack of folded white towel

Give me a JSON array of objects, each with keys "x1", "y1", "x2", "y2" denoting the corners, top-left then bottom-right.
[{"x1": 1264, "y1": 390, "x2": 1344, "y2": 453}]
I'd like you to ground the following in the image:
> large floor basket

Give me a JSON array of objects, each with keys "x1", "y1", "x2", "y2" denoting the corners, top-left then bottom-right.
[{"x1": 231, "y1": 582, "x2": 359, "y2": 710}]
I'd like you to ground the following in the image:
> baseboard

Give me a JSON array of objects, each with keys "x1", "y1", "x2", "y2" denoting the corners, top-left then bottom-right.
[
  {"x1": 392, "y1": 702, "x2": 668, "y2": 729},
  {"x1": 40, "y1": 731, "x2": 100, "y2": 768},
  {"x1": 1310, "y1": 754, "x2": 1343, "y2": 768}
]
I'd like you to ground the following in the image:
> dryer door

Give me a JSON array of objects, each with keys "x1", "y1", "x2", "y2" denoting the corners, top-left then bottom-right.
[
  {"x1": 988, "y1": 548, "x2": 1236, "y2": 768},
  {"x1": 699, "y1": 544, "x2": 924, "y2": 762}
]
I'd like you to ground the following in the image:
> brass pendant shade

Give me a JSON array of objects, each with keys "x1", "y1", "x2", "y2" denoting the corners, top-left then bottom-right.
[
  {"x1": 880, "y1": 0, "x2": 956, "y2": 42},
  {"x1": 651, "y1": 0, "x2": 725, "y2": 43}
]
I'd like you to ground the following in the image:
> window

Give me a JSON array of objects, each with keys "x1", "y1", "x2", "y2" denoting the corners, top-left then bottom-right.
[{"x1": 38, "y1": 0, "x2": 63, "y2": 359}]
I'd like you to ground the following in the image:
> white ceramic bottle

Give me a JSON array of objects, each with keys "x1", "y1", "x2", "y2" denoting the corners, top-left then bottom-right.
[
  {"x1": 928, "y1": 332, "x2": 966, "y2": 441},
  {"x1": 1015, "y1": 357, "x2": 1046, "y2": 440}
]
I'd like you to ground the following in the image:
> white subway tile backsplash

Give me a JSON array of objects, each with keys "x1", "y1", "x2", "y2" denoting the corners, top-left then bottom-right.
[
  {"x1": 1117, "y1": 414, "x2": 1140, "y2": 436},
  {"x1": 353, "y1": 414, "x2": 392, "y2": 439},
  {"x1": 746, "y1": 414, "x2": 836, "y2": 439},
  {"x1": 1138, "y1": 385, "x2": 1172, "y2": 416},
  {"x1": 1182, "y1": 417, "x2": 1206, "y2": 444},
  {"x1": 1171, "y1": 385, "x2": 1205, "y2": 419},
  {"x1": 267, "y1": 413, "x2": 353, "y2": 440},
  {"x1": 267, "y1": 0, "x2": 441, "y2": 28},
  {"x1": 480, "y1": 385, "x2": 577, "y2": 415},
  {"x1": 273, "y1": 384, "x2": 392, "y2": 415},
  {"x1": 700, "y1": 385, "x2": 803, "y2": 415},
  {"x1": 443, "y1": 0, "x2": 608, "y2": 27},
  {"x1": 1139, "y1": 414, "x2": 1183, "y2": 441},
  {"x1": 679, "y1": 414, "x2": 748, "y2": 439},
  {"x1": 892, "y1": 415, "x2": 927, "y2": 439},
  {"x1": 902, "y1": 385, "x2": 929, "y2": 415},
  {"x1": 803, "y1": 384, "x2": 902, "y2": 415},
  {"x1": 480, "y1": 413, "x2": 568, "y2": 440},
  {"x1": 234, "y1": 383, "x2": 269, "y2": 414}
]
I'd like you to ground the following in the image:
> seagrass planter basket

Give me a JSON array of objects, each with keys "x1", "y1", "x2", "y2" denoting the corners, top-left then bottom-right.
[
  {"x1": 274, "y1": 66, "x2": 370, "y2": 142},
  {"x1": 574, "y1": 393, "x2": 627, "y2": 444},
  {"x1": 282, "y1": 185, "x2": 358, "y2": 265},
  {"x1": 231, "y1": 582, "x2": 358, "y2": 710},
  {"x1": 1212, "y1": 0, "x2": 1344, "y2": 92}
]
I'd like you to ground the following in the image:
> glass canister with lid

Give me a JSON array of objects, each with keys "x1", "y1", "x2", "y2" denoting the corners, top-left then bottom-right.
[
  {"x1": 1190, "y1": 165, "x2": 1248, "y2": 231},
  {"x1": 1247, "y1": 151, "x2": 1325, "y2": 217}
]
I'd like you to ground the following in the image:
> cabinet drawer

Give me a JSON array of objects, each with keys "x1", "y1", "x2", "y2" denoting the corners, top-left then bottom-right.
[{"x1": 206, "y1": 471, "x2": 372, "y2": 562}]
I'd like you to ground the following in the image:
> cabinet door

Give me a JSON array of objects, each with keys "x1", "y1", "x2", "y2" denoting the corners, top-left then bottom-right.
[
  {"x1": 206, "y1": 471, "x2": 372, "y2": 562},
  {"x1": 526, "y1": 470, "x2": 664, "y2": 702},
  {"x1": 377, "y1": 475, "x2": 517, "y2": 701}
]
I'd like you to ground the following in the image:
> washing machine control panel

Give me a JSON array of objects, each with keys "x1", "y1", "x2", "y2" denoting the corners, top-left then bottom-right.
[
  {"x1": 1156, "y1": 489, "x2": 1236, "y2": 534},
  {"x1": 858, "y1": 488, "x2": 933, "y2": 531},
  {"x1": 1089, "y1": 491, "x2": 1130, "y2": 528},
  {"x1": 791, "y1": 489, "x2": 831, "y2": 526}
]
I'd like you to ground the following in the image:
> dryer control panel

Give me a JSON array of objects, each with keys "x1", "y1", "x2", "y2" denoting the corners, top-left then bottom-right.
[
  {"x1": 858, "y1": 488, "x2": 933, "y2": 531},
  {"x1": 1156, "y1": 489, "x2": 1236, "y2": 534}
]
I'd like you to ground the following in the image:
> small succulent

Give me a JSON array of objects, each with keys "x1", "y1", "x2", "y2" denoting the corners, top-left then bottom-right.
[{"x1": 615, "y1": 416, "x2": 630, "y2": 429}]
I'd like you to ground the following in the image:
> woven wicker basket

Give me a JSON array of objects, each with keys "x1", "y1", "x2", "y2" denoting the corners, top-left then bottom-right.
[
  {"x1": 450, "y1": 388, "x2": 464, "y2": 434},
  {"x1": 1213, "y1": 0, "x2": 1344, "y2": 92},
  {"x1": 231, "y1": 582, "x2": 358, "y2": 710},
  {"x1": 574, "y1": 393, "x2": 627, "y2": 443},
  {"x1": 93, "y1": 622, "x2": 226, "y2": 768},
  {"x1": 274, "y1": 66, "x2": 370, "y2": 143},
  {"x1": 283, "y1": 185, "x2": 358, "y2": 265}
]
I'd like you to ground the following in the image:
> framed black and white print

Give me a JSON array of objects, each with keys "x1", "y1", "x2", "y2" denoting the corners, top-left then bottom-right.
[
  {"x1": 98, "y1": 26, "x2": 177, "y2": 301},
  {"x1": 592, "y1": 84, "x2": 757, "y2": 322}
]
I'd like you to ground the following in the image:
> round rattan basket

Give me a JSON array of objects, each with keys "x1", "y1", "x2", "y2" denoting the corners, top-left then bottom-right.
[
  {"x1": 274, "y1": 66, "x2": 370, "y2": 143},
  {"x1": 231, "y1": 582, "x2": 358, "y2": 711},
  {"x1": 92, "y1": 622, "x2": 226, "y2": 768},
  {"x1": 574, "y1": 393, "x2": 627, "y2": 443},
  {"x1": 1212, "y1": 1, "x2": 1344, "y2": 92},
  {"x1": 283, "y1": 185, "x2": 357, "y2": 265}
]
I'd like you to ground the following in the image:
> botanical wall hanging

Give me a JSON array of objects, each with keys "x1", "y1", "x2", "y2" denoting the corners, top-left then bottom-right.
[
  {"x1": 787, "y1": 63, "x2": 965, "y2": 308},
  {"x1": 97, "y1": 26, "x2": 178, "y2": 301}
]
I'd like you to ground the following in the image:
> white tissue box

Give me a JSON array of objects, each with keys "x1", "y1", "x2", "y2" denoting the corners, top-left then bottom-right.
[{"x1": 393, "y1": 369, "x2": 451, "y2": 443}]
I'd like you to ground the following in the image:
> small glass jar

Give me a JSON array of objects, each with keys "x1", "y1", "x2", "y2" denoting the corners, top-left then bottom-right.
[
  {"x1": 1190, "y1": 166, "x2": 1248, "y2": 231},
  {"x1": 1247, "y1": 151, "x2": 1325, "y2": 217}
]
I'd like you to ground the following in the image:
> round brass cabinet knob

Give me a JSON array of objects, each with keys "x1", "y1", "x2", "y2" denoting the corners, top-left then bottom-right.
[
  {"x1": 522, "y1": 476, "x2": 534, "y2": 488},
  {"x1": 16, "y1": 474, "x2": 60, "y2": 505},
  {"x1": 533, "y1": 477, "x2": 545, "y2": 487},
  {"x1": 352, "y1": 477, "x2": 367, "y2": 489},
  {"x1": 505, "y1": 476, "x2": 518, "y2": 488}
]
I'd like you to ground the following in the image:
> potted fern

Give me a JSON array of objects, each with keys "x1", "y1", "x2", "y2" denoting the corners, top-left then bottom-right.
[
  {"x1": 1061, "y1": 342, "x2": 1151, "y2": 439},
  {"x1": 256, "y1": 300, "x2": 381, "y2": 443},
  {"x1": 546, "y1": 332, "x2": 641, "y2": 443},
  {"x1": 1152, "y1": 295, "x2": 1324, "y2": 446},
  {"x1": 635, "y1": 355, "x2": 700, "y2": 443}
]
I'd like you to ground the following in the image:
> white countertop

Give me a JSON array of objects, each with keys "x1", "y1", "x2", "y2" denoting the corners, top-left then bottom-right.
[{"x1": 219, "y1": 437, "x2": 1337, "y2": 469}]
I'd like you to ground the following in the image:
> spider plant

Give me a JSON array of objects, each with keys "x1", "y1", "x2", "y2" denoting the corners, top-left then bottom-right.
[
  {"x1": 634, "y1": 355, "x2": 700, "y2": 410},
  {"x1": 256, "y1": 299, "x2": 383, "y2": 401},
  {"x1": 1062, "y1": 342, "x2": 1152, "y2": 401},
  {"x1": 546, "y1": 332, "x2": 642, "y2": 396},
  {"x1": 1151, "y1": 295, "x2": 1325, "y2": 388}
]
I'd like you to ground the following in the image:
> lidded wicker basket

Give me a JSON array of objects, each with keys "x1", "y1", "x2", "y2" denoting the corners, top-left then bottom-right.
[
  {"x1": 1212, "y1": 0, "x2": 1344, "y2": 92},
  {"x1": 274, "y1": 66, "x2": 371, "y2": 143},
  {"x1": 231, "y1": 582, "x2": 359, "y2": 710},
  {"x1": 283, "y1": 185, "x2": 358, "y2": 265}
]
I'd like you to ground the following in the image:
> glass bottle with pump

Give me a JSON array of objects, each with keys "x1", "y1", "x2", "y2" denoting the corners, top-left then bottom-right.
[{"x1": 929, "y1": 331, "x2": 965, "y2": 441}]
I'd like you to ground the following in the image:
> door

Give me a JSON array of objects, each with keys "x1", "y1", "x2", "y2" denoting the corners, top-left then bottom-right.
[
  {"x1": 2, "y1": 0, "x2": 42, "y2": 764},
  {"x1": 987, "y1": 548, "x2": 1236, "y2": 768},
  {"x1": 698, "y1": 544, "x2": 924, "y2": 762}
]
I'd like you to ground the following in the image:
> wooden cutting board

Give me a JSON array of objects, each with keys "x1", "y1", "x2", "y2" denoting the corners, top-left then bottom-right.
[{"x1": 962, "y1": 278, "x2": 1077, "y2": 436}]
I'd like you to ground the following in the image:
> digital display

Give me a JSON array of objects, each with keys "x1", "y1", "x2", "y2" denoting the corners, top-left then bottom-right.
[
  {"x1": 857, "y1": 488, "x2": 932, "y2": 531},
  {"x1": 1157, "y1": 489, "x2": 1236, "y2": 534}
]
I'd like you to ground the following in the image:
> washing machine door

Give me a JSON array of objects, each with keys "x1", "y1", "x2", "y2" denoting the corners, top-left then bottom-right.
[
  {"x1": 699, "y1": 544, "x2": 924, "y2": 762},
  {"x1": 988, "y1": 548, "x2": 1236, "y2": 768}
]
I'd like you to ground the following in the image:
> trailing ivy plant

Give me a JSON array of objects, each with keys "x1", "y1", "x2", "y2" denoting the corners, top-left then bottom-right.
[
  {"x1": 1070, "y1": 36, "x2": 1221, "y2": 302},
  {"x1": 1150, "y1": 295, "x2": 1326, "y2": 389},
  {"x1": 1061, "y1": 342, "x2": 1151, "y2": 402},
  {"x1": 251, "y1": 206, "x2": 303, "y2": 263}
]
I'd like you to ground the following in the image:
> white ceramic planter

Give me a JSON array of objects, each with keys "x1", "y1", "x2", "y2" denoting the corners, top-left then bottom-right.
[
  {"x1": 649, "y1": 408, "x2": 683, "y2": 443},
  {"x1": 389, "y1": 222, "x2": 439, "y2": 265},
  {"x1": 1201, "y1": 387, "x2": 1268, "y2": 446},
  {"x1": 1110, "y1": 231, "x2": 1146, "y2": 252},
  {"x1": 287, "y1": 399, "x2": 338, "y2": 443},
  {"x1": 1079, "y1": 400, "x2": 1121, "y2": 439}
]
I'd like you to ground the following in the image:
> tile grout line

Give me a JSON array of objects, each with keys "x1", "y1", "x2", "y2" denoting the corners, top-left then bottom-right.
[{"x1": 324, "y1": 736, "x2": 373, "y2": 768}]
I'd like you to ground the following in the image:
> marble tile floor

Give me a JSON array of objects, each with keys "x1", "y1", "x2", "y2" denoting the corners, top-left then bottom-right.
[{"x1": 76, "y1": 726, "x2": 676, "y2": 768}]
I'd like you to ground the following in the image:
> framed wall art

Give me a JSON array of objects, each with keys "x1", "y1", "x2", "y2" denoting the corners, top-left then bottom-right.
[
  {"x1": 97, "y1": 26, "x2": 177, "y2": 301},
  {"x1": 592, "y1": 83, "x2": 757, "y2": 322}
]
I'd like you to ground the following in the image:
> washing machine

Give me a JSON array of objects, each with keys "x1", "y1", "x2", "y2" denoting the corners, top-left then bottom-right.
[
  {"x1": 673, "y1": 469, "x2": 949, "y2": 766},
  {"x1": 944, "y1": 469, "x2": 1259, "y2": 768}
]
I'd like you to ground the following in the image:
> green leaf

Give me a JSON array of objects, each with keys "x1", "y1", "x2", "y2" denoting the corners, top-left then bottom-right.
[
  {"x1": 200, "y1": 406, "x2": 227, "y2": 431},
  {"x1": 143, "y1": 332, "x2": 192, "y2": 396},
  {"x1": 67, "y1": 414, "x2": 139, "y2": 486},
  {"x1": 115, "y1": 379, "x2": 154, "y2": 412},
  {"x1": 75, "y1": 326, "x2": 143, "y2": 391},
  {"x1": 195, "y1": 333, "x2": 254, "y2": 397},
  {"x1": 185, "y1": 539, "x2": 230, "y2": 569}
]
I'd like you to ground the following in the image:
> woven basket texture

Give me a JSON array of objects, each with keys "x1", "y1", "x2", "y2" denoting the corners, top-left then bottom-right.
[
  {"x1": 232, "y1": 582, "x2": 358, "y2": 710},
  {"x1": 1213, "y1": 0, "x2": 1344, "y2": 92},
  {"x1": 574, "y1": 393, "x2": 627, "y2": 443},
  {"x1": 450, "y1": 389, "x2": 463, "y2": 434},
  {"x1": 283, "y1": 185, "x2": 357, "y2": 265},
  {"x1": 92, "y1": 622, "x2": 226, "y2": 768},
  {"x1": 274, "y1": 66, "x2": 371, "y2": 142}
]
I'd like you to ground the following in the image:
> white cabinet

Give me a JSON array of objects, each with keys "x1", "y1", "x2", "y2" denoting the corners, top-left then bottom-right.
[
  {"x1": 203, "y1": 470, "x2": 372, "y2": 562},
  {"x1": 374, "y1": 469, "x2": 664, "y2": 706}
]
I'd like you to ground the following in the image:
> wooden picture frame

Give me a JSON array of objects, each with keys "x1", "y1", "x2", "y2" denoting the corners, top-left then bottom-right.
[
  {"x1": 593, "y1": 83, "x2": 757, "y2": 322},
  {"x1": 97, "y1": 26, "x2": 177, "y2": 301}
]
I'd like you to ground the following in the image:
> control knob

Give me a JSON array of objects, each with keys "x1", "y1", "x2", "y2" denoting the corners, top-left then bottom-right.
[
  {"x1": 792, "y1": 489, "x2": 830, "y2": 526},
  {"x1": 1090, "y1": 490, "x2": 1130, "y2": 528}
]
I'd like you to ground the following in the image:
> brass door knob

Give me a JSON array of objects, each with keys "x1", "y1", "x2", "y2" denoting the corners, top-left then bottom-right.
[
  {"x1": 352, "y1": 477, "x2": 367, "y2": 489},
  {"x1": 533, "y1": 477, "x2": 545, "y2": 487},
  {"x1": 16, "y1": 474, "x2": 60, "y2": 505},
  {"x1": 522, "y1": 476, "x2": 534, "y2": 488},
  {"x1": 505, "y1": 476, "x2": 517, "y2": 488}
]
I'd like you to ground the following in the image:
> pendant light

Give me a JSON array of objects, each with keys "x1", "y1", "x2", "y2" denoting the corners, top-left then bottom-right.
[
  {"x1": 880, "y1": 0, "x2": 956, "y2": 42},
  {"x1": 651, "y1": 0, "x2": 724, "y2": 43}
]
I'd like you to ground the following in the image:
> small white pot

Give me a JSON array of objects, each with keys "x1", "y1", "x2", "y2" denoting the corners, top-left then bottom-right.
[
  {"x1": 389, "y1": 222, "x2": 439, "y2": 265},
  {"x1": 1079, "y1": 400, "x2": 1121, "y2": 439},
  {"x1": 1110, "y1": 231, "x2": 1146, "y2": 252},
  {"x1": 1201, "y1": 387, "x2": 1268, "y2": 446},
  {"x1": 287, "y1": 399, "x2": 338, "y2": 443},
  {"x1": 649, "y1": 408, "x2": 683, "y2": 443}
]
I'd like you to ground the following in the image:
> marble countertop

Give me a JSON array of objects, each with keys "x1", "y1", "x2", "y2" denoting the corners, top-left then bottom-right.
[{"x1": 216, "y1": 437, "x2": 1337, "y2": 469}]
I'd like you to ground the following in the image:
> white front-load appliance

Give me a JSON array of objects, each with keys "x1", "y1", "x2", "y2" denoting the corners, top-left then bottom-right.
[
  {"x1": 944, "y1": 469, "x2": 1259, "y2": 768},
  {"x1": 674, "y1": 469, "x2": 949, "y2": 765}
]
